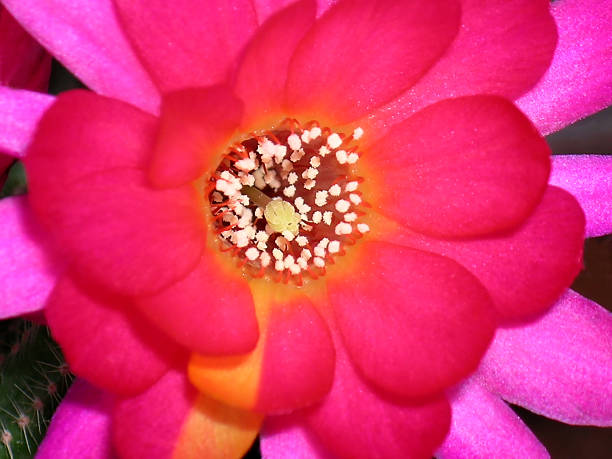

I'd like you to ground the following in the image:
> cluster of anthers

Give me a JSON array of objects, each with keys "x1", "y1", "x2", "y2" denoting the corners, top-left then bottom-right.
[{"x1": 207, "y1": 119, "x2": 370, "y2": 285}]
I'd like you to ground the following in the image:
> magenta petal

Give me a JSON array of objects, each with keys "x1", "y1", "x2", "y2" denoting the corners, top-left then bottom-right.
[
  {"x1": 517, "y1": 0, "x2": 612, "y2": 135},
  {"x1": 36, "y1": 379, "x2": 114, "y2": 459},
  {"x1": 261, "y1": 415, "x2": 334, "y2": 459},
  {"x1": 0, "y1": 87, "x2": 52, "y2": 157},
  {"x1": 2, "y1": 0, "x2": 159, "y2": 113},
  {"x1": 252, "y1": 0, "x2": 334, "y2": 23},
  {"x1": 477, "y1": 290, "x2": 612, "y2": 426},
  {"x1": 436, "y1": 378, "x2": 548, "y2": 459},
  {"x1": 549, "y1": 155, "x2": 612, "y2": 237},
  {"x1": 0, "y1": 196, "x2": 62, "y2": 319},
  {"x1": 113, "y1": 0, "x2": 257, "y2": 92}
]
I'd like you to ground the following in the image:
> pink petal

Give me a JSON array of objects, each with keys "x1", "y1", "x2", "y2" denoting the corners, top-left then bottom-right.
[
  {"x1": 517, "y1": 0, "x2": 612, "y2": 135},
  {"x1": 113, "y1": 0, "x2": 257, "y2": 92},
  {"x1": 2, "y1": 0, "x2": 159, "y2": 113},
  {"x1": 549, "y1": 155, "x2": 612, "y2": 237},
  {"x1": 304, "y1": 319, "x2": 451, "y2": 459},
  {"x1": 252, "y1": 0, "x2": 335, "y2": 23},
  {"x1": 0, "y1": 86, "x2": 52, "y2": 157},
  {"x1": 0, "y1": 196, "x2": 62, "y2": 319},
  {"x1": 149, "y1": 86, "x2": 243, "y2": 188},
  {"x1": 366, "y1": 96, "x2": 550, "y2": 238},
  {"x1": 26, "y1": 91, "x2": 206, "y2": 296},
  {"x1": 393, "y1": 186, "x2": 585, "y2": 321},
  {"x1": 285, "y1": 0, "x2": 460, "y2": 123},
  {"x1": 328, "y1": 241, "x2": 496, "y2": 399},
  {"x1": 477, "y1": 290, "x2": 612, "y2": 426},
  {"x1": 368, "y1": 0, "x2": 557, "y2": 134},
  {"x1": 436, "y1": 378, "x2": 548, "y2": 459},
  {"x1": 46, "y1": 274, "x2": 186, "y2": 396},
  {"x1": 234, "y1": 0, "x2": 316, "y2": 129},
  {"x1": 261, "y1": 415, "x2": 334, "y2": 459},
  {"x1": 136, "y1": 250, "x2": 259, "y2": 355},
  {"x1": 36, "y1": 379, "x2": 114, "y2": 459}
]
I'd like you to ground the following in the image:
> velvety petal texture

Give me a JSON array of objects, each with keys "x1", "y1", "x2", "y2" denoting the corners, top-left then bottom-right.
[
  {"x1": 137, "y1": 251, "x2": 259, "y2": 355},
  {"x1": 285, "y1": 0, "x2": 460, "y2": 122},
  {"x1": 549, "y1": 155, "x2": 612, "y2": 237},
  {"x1": 261, "y1": 415, "x2": 334, "y2": 459},
  {"x1": 113, "y1": 0, "x2": 257, "y2": 92},
  {"x1": 365, "y1": 96, "x2": 550, "y2": 238},
  {"x1": 393, "y1": 186, "x2": 585, "y2": 321},
  {"x1": 36, "y1": 379, "x2": 114, "y2": 459},
  {"x1": 113, "y1": 370, "x2": 262, "y2": 459},
  {"x1": 25, "y1": 91, "x2": 206, "y2": 295},
  {"x1": 437, "y1": 379, "x2": 548, "y2": 459},
  {"x1": 46, "y1": 274, "x2": 184, "y2": 396},
  {"x1": 0, "y1": 86, "x2": 53, "y2": 157},
  {"x1": 2, "y1": 0, "x2": 159, "y2": 113},
  {"x1": 149, "y1": 86, "x2": 243, "y2": 188},
  {"x1": 328, "y1": 241, "x2": 496, "y2": 399},
  {"x1": 517, "y1": 0, "x2": 612, "y2": 135},
  {"x1": 368, "y1": 0, "x2": 557, "y2": 132},
  {"x1": 0, "y1": 196, "x2": 62, "y2": 319},
  {"x1": 477, "y1": 290, "x2": 612, "y2": 426}
]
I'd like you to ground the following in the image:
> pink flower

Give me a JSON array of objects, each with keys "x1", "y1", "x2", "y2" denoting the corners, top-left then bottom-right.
[{"x1": 0, "y1": 0, "x2": 610, "y2": 458}]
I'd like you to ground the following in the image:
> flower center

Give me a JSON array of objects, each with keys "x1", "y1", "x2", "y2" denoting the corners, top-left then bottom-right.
[{"x1": 207, "y1": 119, "x2": 369, "y2": 285}]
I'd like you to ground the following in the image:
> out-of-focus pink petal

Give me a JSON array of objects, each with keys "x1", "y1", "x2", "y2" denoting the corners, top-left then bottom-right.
[
  {"x1": 328, "y1": 241, "x2": 496, "y2": 399},
  {"x1": 436, "y1": 378, "x2": 549, "y2": 459},
  {"x1": 2, "y1": 0, "x2": 160, "y2": 113},
  {"x1": 36, "y1": 379, "x2": 114, "y2": 459},
  {"x1": 46, "y1": 274, "x2": 186, "y2": 397},
  {"x1": 149, "y1": 86, "x2": 243, "y2": 188},
  {"x1": 0, "y1": 86, "x2": 52, "y2": 157},
  {"x1": 261, "y1": 415, "x2": 334, "y2": 459},
  {"x1": 0, "y1": 196, "x2": 62, "y2": 319},
  {"x1": 113, "y1": 0, "x2": 257, "y2": 92},
  {"x1": 477, "y1": 290, "x2": 612, "y2": 426},
  {"x1": 517, "y1": 0, "x2": 612, "y2": 135},
  {"x1": 393, "y1": 186, "x2": 585, "y2": 321},
  {"x1": 365, "y1": 96, "x2": 550, "y2": 238},
  {"x1": 285, "y1": 0, "x2": 460, "y2": 123},
  {"x1": 368, "y1": 0, "x2": 557, "y2": 134},
  {"x1": 234, "y1": 0, "x2": 316, "y2": 129},
  {"x1": 549, "y1": 155, "x2": 612, "y2": 237}
]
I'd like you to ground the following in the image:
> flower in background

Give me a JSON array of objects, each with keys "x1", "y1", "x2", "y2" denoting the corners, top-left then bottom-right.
[{"x1": 0, "y1": 1, "x2": 610, "y2": 458}]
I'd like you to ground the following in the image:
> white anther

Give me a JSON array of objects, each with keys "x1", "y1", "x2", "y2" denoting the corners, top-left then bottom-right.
[
  {"x1": 235, "y1": 158, "x2": 256, "y2": 172},
  {"x1": 353, "y1": 127, "x2": 364, "y2": 140},
  {"x1": 253, "y1": 168, "x2": 266, "y2": 189},
  {"x1": 304, "y1": 179, "x2": 316, "y2": 190},
  {"x1": 349, "y1": 193, "x2": 362, "y2": 205},
  {"x1": 272, "y1": 248, "x2": 284, "y2": 260},
  {"x1": 281, "y1": 159, "x2": 293, "y2": 175},
  {"x1": 335, "y1": 150, "x2": 348, "y2": 164},
  {"x1": 275, "y1": 260, "x2": 285, "y2": 271},
  {"x1": 255, "y1": 207, "x2": 264, "y2": 218},
  {"x1": 283, "y1": 255, "x2": 295, "y2": 269},
  {"x1": 287, "y1": 133, "x2": 302, "y2": 151},
  {"x1": 329, "y1": 184, "x2": 341, "y2": 196},
  {"x1": 344, "y1": 212, "x2": 357, "y2": 222},
  {"x1": 282, "y1": 230, "x2": 295, "y2": 241},
  {"x1": 238, "y1": 208, "x2": 254, "y2": 228},
  {"x1": 300, "y1": 249, "x2": 312, "y2": 260},
  {"x1": 357, "y1": 223, "x2": 370, "y2": 233},
  {"x1": 296, "y1": 236, "x2": 309, "y2": 247},
  {"x1": 310, "y1": 126, "x2": 322, "y2": 139},
  {"x1": 276, "y1": 236, "x2": 289, "y2": 250},
  {"x1": 258, "y1": 139, "x2": 276, "y2": 162},
  {"x1": 319, "y1": 145, "x2": 330, "y2": 157},
  {"x1": 297, "y1": 257, "x2": 308, "y2": 269},
  {"x1": 239, "y1": 173, "x2": 255, "y2": 186},
  {"x1": 305, "y1": 167, "x2": 319, "y2": 179},
  {"x1": 323, "y1": 211, "x2": 333, "y2": 225},
  {"x1": 233, "y1": 229, "x2": 250, "y2": 248},
  {"x1": 257, "y1": 241, "x2": 267, "y2": 250},
  {"x1": 245, "y1": 247, "x2": 259, "y2": 261},
  {"x1": 283, "y1": 185, "x2": 296, "y2": 198},
  {"x1": 328, "y1": 240, "x2": 341, "y2": 253},
  {"x1": 289, "y1": 264, "x2": 301, "y2": 275},
  {"x1": 347, "y1": 153, "x2": 359, "y2": 164},
  {"x1": 287, "y1": 172, "x2": 298, "y2": 185},
  {"x1": 335, "y1": 199, "x2": 350, "y2": 213},
  {"x1": 335, "y1": 222, "x2": 352, "y2": 235},
  {"x1": 314, "y1": 246, "x2": 326, "y2": 258},
  {"x1": 313, "y1": 257, "x2": 325, "y2": 268},
  {"x1": 327, "y1": 133, "x2": 342, "y2": 149},
  {"x1": 301, "y1": 130, "x2": 311, "y2": 143},
  {"x1": 274, "y1": 144, "x2": 287, "y2": 164},
  {"x1": 260, "y1": 252, "x2": 271, "y2": 267},
  {"x1": 312, "y1": 211, "x2": 322, "y2": 224},
  {"x1": 345, "y1": 181, "x2": 359, "y2": 192},
  {"x1": 290, "y1": 149, "x2": 305, "y2": 162},
  {"x1": 318, "y1": 238, "x2": 330, "y2": 249},
  {"x1": 315, "y1": 190, "x2": 328, "y2": 207},
  {"x1": 310, "y1": 156, "x2": 321, "y2": 168}
]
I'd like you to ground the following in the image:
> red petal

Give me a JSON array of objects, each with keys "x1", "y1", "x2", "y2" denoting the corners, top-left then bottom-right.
[
  {"x1": 26, "y1": 91, "x2": 206, "y2": 295},
  {"x1": 113, "y1": 0, "x2": 257, "y2": 92},
  {"x1": 368, "y1": 0, "x2": 557, "y2": 132},
  {"x1": 234, "y1": 0, "x2": 316, "y2": 128},
  {"x1": 113, "y1": 370, "x2": 262, "y2": 458},
  {"x1": 136, "y1": 251, "x2": 259, "y2": 355},
  {"x1": 328, "y1": 241, "x2": 496, "y2": 399},
  {"x1": 149, "y1": 86, "x2": 243, "y2": 188},
  {"x1": 365, "y1": 96, "x2": 550, "y2": 238},
  {"x1": 45, "y1": 275, "x2": 185, "y2": 396},
  {"x1": 285, "y1": 0, "x2": 460, "y2": 123},
  {"x1": 304, "y1": 322, "x2": 451, "y2": 459},
  {"x1": 393, "y1": 186, "x2": 585, "y2": 321}
]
